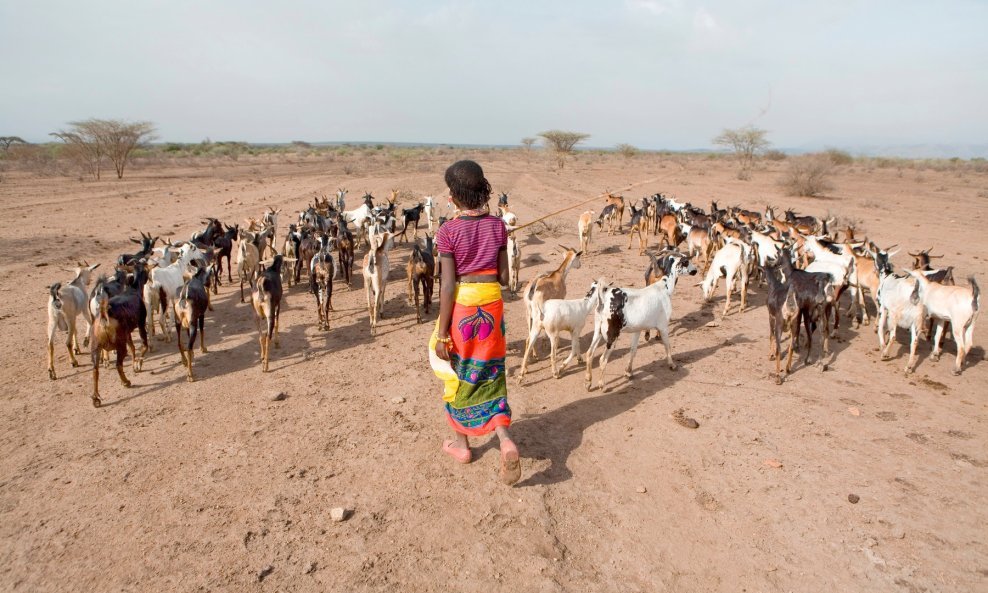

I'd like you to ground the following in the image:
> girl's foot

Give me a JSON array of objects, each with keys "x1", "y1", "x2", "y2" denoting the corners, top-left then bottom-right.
[
  {"x1": 442, "y1": 439, "x2": 472, "y2": 464},
  {"x1": 498, "y1": 439, "x2": 521, "y2": 485}
]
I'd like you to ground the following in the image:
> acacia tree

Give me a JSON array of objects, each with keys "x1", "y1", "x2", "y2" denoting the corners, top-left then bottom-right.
[
  {"x1": 51, "y1": 119, "x2": 155, "y2": 179},
  {"x1": 713, "y1": 126, "x2": 770, "y2": 180},
  {"x1": 520, "y1": 137, "x2": 536, "y2": 150},
  {"x1": 538, "y1": 130, "x2": 589, "y2": 169},
  {"x1": 0, "y1": 136, "x2": 26, "y2": 152}
]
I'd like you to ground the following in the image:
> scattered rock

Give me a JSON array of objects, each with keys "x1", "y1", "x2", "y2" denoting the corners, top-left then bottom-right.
[
  {"x1": 305, "y1": 561, "x2": 318, "y2": 575},
  {"x1": 848, "y1": 406, "x2": 861, "y2": 416},
  {"x1": 671, "y1": 408, "x2": 699, "y2": 429},
  {"x1": 763, "y1": 459, "x2": 783, "y2": 469},
  {"x1": 258, "y1": 565, "x2": 274, "y2": 582},
  {"x1": 271, "y1": 391, "x2": 288, "y2": 401},
  {"x1": 391, "y1": 396, "x2": 406, "y2": 404},
  {"x1": 636, "y1": 485, "x2": 647, "y2": 494},
  {"x1": 330, "y1": 507, "x2": 349, "y2": 522},
  {"x1": 848, "y1": 493, "x2": 860, "y2": 504}
]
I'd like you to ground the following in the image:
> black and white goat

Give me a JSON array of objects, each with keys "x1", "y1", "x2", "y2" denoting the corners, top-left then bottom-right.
[
  {"x1": 584, "y1": 251, "x2": 697, "y2": 391},
  {"x1": 310, "y1": 233, "x2": 336, "y2": 330},
  {"x1": 873, "y1": 250, "x2": 924, "y2": 374}
]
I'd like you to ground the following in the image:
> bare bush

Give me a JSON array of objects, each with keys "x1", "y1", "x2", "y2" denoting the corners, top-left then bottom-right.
[
  {"x1": 778, "y1": 154, "x2": 834, "y2": 197},
  {"x1": 764, "y1": 149, "x2": 787, "y2": 161}
]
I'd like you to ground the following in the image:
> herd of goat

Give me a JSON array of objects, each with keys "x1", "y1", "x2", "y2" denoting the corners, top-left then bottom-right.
[{"x1": 45, "y1": 187, "x2": 980, "y2": 407}]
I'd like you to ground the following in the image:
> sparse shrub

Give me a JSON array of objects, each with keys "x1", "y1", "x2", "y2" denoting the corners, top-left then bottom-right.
[
  {"x1": 537, "y1": 130, "x2": 589, "y2": 169},
  {"x1": 778, "y1": 154, "x2": 834, "y2": 197},
  {"x1": 615, "y1": 143, "x2": 638, "y2": 158},
  {"x1": 824, "y1": 148, "x2": 853, "y2": 166},
  {"x1": 343, "y1": 164, "x2": 355, "y2": 175},
  {"x1": 764, "y1": 149, "x2": 787, "y2": 161},
  {"x1": 712, "y1": 126, "x2": 770, "y2": 180}
]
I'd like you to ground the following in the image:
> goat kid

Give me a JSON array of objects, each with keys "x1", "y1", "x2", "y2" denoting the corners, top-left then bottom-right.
[
  {"x1": 519, "y1": 279, "x2": 602, "y2": 380},
  {"x1": 310, "y1": 233, "x2": 336, "y2": 330}
]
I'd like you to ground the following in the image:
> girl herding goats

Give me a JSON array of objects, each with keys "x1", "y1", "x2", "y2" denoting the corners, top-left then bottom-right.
[{"x1": 430, "y1": 160, "x2": 520, "y2": 486}]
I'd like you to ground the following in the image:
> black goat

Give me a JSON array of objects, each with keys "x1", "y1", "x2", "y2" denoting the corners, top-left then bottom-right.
[
  {"x1": 399, "y1": 203, "x2": 425, "y2": 243},
  {"x1": 213, "y1": 224, "x2": 239, "y2": 283},
  {"x1": 768, "y1": 250, "x2": 834, "y2": 382},
  {"x1": 118, "y1": 231, "x2": 158, "y2": 266},
  {"x1": 174, "y1": 264, "x2": 211, "y2": 382},
  {"x1": 336, "y1": 214, "x2": 355, "y2": 287},
  {"x1": 252, "y1": 255, "x2": 284, "y2": 372}
]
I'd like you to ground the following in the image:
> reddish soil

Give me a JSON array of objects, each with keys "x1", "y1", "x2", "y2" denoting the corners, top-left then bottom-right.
[{"x1": 1, "y1": 152, "x2": 985, "y2": 592}]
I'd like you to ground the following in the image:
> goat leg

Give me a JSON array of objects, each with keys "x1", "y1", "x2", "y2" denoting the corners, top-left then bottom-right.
[
  {"x1": 116, "y1": 344, "x2": 131, "y2": 388},
  {"x1": 624, "y1": 332, "x2": 642, "y2": 379}
]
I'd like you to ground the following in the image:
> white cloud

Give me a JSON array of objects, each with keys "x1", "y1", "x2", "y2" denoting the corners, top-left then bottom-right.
[
  {"x1": 693, "y1": 7, "x2": 719, "y2": 32},
  {"x1": 626, "y1": 0, "x2": 680, "y2": 17}
]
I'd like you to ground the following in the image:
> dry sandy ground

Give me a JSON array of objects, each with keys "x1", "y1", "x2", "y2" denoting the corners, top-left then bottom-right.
[{"x1": 1, "y1": 151, "x2": 986, "y2": 593}]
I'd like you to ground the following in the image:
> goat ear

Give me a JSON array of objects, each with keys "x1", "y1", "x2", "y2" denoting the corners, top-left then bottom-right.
[
  {"x1": 888, "y1": 249, "x2": 899, "y2": 258},
  {"x1": 130, "y1": 237, "x2": 141, "y2": 244}
]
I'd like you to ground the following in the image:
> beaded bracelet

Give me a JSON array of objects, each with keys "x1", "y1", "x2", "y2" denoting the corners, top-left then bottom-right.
[{"x1": 435, "y1": 334, "x2": 452, "y2": 345}]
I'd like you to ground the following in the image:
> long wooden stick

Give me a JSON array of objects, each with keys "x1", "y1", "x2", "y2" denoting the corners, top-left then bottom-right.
[{"x1": 507, "y1": 174, "x2": 669, "y2": 233}]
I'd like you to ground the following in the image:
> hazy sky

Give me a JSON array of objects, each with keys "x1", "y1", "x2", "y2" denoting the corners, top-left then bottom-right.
[{"x1": 2, "y1": 0, "x2": 986, "y2": 150}]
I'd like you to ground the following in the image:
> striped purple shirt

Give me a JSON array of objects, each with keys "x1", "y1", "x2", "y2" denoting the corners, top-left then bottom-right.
[{"x1": 435, "y1": 215, "x2": 508, "y2": 275}]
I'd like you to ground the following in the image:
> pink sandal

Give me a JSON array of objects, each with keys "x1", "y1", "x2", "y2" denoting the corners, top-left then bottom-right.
[
  {"x1": 442, "y1": 439, "x2": 472, "y2": 464},
  {"x1": 499, "y1": 439, "x2": 521, "y2": 485}
]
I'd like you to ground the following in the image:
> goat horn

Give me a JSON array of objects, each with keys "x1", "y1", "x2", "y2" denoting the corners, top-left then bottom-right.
[
  {"x1": 908, "y1": 251, "x2": 919, "y2": 257},
  {"x1": 929, "y1": 254, "x2": 945, "y2": 259},
  {"x1": 885, "y1": 244, "x2": 898, "y2": 250}
]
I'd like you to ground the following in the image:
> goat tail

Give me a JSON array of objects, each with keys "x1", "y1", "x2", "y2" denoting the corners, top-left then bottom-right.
[
  {"x1": 49, "y1": 283, "x2": 63, "y2": 310},
  {"x1": 159, "y1": 287, "x2": 168, "y2": 316},
  {"x1": 970, "y1": 276, "x2": 980, "y2": 314}
]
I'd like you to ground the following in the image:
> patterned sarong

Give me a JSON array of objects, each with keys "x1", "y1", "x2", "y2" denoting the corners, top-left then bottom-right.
[{"x1": 429, "y1": 280, "x2": 510, "y2": 436}]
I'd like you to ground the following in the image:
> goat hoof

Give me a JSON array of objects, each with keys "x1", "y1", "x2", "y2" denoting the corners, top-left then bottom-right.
[
  {"x1": 49, "y1": 369, "x2": 57, "y2": 380},
  {"x1": 201, "y1": 347, "x2": 208, "y2": 354},
  {"x1": 881, "y1": 355, "x2": 890, "y2": 361},
  {"x1": 668, "y1": 363, "x2": 678, "y2": 371},
  {"x1": 92, "y1": 397, "x2": 101, "y2": 408},
  {"x1": 952, "y1": 369, "x2": 961, "y2": 376},
  {"x1": 186, "y1": 376, "x2": 195, "y2": 383},
  {"x1": 821, "y1": 363, "x2": 829, "y2": 372},
  {"x1": 122, "y1": 381, "x2": 132, "y2": 388},
  {"x1": 71, "y1": 361, "x2": 80, "y2": 368},
  {"x1": 775, "y1": 375, "x2": 784, "y2": 385},
  {"x1": 625, "y1": 371, "x2": 633, "y2": 379}
]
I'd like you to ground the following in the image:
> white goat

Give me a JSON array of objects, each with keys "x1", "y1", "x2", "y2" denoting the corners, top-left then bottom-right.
[
  {"x1": 909, "y1": 271, "x2": 980, "y2": 375},
  {"x1": 700, "y1": 238, "x2": 752, "y2": 316},
  {"x1": 519, "y1": 280, "x2": 602, "y2": 380},
  {"x1": 424, "y1": 196, "x2": 435, "y2": 232},
  {"x1": 237, "y1": 237, "x2": 260, "y2": 303},
  {"x1": 147, "y1": 247, "x2": 203, "y2": 339},
  {"x1": 507, "y1": 226, "x2": 521, "y2": 294},
  {"x1": 578, "y1": 210, "x2": 594, "y2": 254},
  {"x1": 47, "y1": 263, "x2": 100, "y2": 379},
  {"x1": 873, "y1": 252, "x2": 924, "y2": 374},
  {"x1": 362, "y1": 232, "x2": 393, "y2": 335},
  {"x1": 584, "y1": 252, "x2": 697, "y2": 391}
]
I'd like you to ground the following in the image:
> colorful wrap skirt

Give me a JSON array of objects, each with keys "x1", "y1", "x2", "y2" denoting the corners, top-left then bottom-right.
[{"x1": 429, "y1": 281, "x2": 511, "y2": 436}]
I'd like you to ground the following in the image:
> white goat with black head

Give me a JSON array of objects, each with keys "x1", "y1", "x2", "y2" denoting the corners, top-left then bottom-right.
[
  {"x1": 584, "y1": 251, "x2": 697, "y2": 392},
  {"x1": 872, "y1": 248, "x2": 924, "y2": 374}
]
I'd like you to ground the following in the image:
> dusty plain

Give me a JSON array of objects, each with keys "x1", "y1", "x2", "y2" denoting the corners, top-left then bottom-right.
[{"x1": 1, "y1": 149, "x2": 986, "y2": 592}]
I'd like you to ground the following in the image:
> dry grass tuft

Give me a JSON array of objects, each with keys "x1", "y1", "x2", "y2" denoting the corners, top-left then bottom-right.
[{"x1": 778, "y1": 154, "x2": 835, "y2": 197}]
